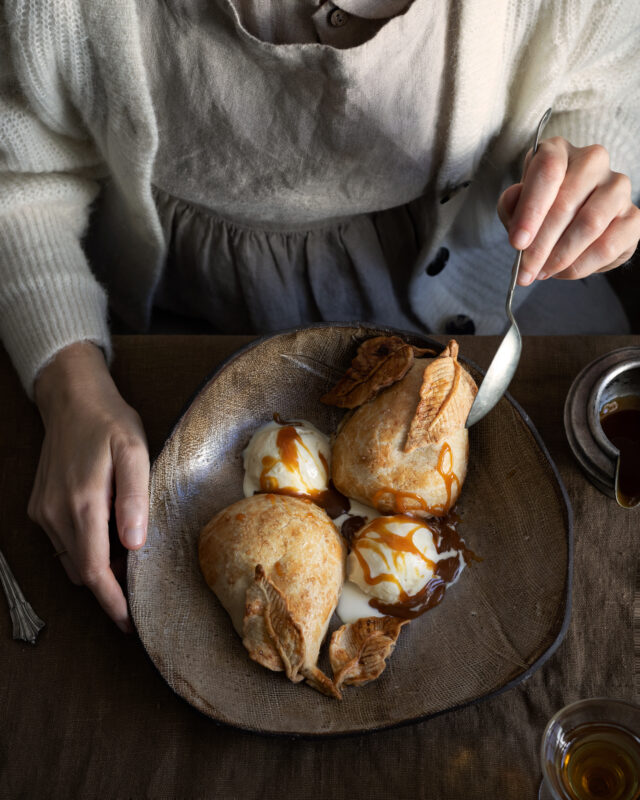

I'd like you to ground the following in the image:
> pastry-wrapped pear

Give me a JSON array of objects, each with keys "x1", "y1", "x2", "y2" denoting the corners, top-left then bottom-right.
[
  {"x1": 331, "y1": 341, "x2": 476, "y2": 518},
  {"x1": 198, "y1": 493, "x2": 346, "y2": 697}
]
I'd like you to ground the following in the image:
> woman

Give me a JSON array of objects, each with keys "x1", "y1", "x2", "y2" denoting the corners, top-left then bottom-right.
[{"x1": 1, "y1": 0, "x2": 639, "y2": 632}]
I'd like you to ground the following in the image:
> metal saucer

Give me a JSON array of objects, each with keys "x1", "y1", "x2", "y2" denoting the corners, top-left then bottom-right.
[{"x1": 564, "y1": 347, "x2": 640, "y2": 499}]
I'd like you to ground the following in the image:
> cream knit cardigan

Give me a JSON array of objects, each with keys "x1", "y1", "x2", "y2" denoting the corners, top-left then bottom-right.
[{"x1": 1, "y1": 0, "x2": 639, "y2": 396}]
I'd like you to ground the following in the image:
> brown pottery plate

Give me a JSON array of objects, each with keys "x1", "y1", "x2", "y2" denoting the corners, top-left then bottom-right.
[{"x1": 128, "y1": 324, "x2": 572, "y2": 736}]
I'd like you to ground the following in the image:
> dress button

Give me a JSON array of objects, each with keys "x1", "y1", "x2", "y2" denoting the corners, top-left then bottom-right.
[
  {"x1": 328, "y1": 7, "x2": 348, "y2": 27},
  {"x1": 425, "y1": 246, "x2": 450, "y2": 276},
  {"x1": 444, "y1": 314, "x2": 476, "y2": 335},
  {"x1": 440, "y1": 180, "x2": 471, "y2": 204}
]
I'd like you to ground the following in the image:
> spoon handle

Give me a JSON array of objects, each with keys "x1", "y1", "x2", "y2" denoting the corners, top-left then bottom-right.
[
  {"x1": 506, "y1": 250, "x2": 523, "y2": 323},
  {"x1": 509, "y1": 106, "x2": 553, "y2": 298}
]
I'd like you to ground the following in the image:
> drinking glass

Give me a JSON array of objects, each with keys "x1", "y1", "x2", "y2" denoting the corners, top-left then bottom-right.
[{"x1": 539, "y1": 698, "x2": 640, "y2": 800}]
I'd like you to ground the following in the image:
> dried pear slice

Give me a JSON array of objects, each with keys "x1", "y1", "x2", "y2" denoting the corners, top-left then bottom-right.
[
  {"x1": 321, "y1": 336, "x2": 415, "y2": 409},
  {"x1": 404, "y1": 339, "x2": 477, "y2": 452},
  {"x1": 330, "y1": 616, "x2": 409, "y2": 689}
]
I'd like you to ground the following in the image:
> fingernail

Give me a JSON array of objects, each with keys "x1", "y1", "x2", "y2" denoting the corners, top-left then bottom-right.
[
  {"x1": 123, "y1": 525, "x2": 145, "y2": 548},
  {"x1": 512, "y1": 229, "x2": 531, "y2": 250},
  {"x1": 117, "y1": 617, "x2": 134, "y2": 635},
  {"x1": 538, "y1": 271, "x2": 548, "y2": 280},
  {"x1": 518, "y1": 270, "x2": 535, "y2": 286}
]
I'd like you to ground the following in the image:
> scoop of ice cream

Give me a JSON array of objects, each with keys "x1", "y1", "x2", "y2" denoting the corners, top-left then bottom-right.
[
  {"x1": 243, "y1": 420, "x2": 331, "y2": 500},
  {"x1": 347, "y1": 515, "x2": 464, "y2": 607}
]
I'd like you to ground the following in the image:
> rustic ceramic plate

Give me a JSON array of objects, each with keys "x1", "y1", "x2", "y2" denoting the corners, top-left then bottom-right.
[{"x1": 128, "y1": 324, "x2": 572, "y2": 736}]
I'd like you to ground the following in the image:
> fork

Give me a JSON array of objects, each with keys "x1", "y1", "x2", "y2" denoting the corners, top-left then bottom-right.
[{"x1": 0, "y1": 547, "x2": 45, "y2": 644}]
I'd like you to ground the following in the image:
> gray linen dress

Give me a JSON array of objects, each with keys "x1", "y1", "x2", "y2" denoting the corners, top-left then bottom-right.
[{"x1": 138, "y1": 0, "x2": 629, "y2": 336}]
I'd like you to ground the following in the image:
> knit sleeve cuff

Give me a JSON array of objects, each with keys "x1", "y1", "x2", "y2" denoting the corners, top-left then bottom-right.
[
  {"x1": 0, "y1": 206, "x2": 112, "y2": 399},
  {"x1": 543, "y1": 108, "x2": 640, "y2": 200}
]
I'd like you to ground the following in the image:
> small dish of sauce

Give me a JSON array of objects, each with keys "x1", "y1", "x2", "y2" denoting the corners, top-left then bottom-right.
[
  {"x1": 565, "y1": 347, "x2": 640, "y2": 504},
  {"x1": 599, "y1": 395, "x2": 640, "y2": 509}
]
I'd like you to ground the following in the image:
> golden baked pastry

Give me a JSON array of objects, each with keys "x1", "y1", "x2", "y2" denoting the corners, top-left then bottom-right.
[
  {"x1": 331, "y1": 342, "x2": 476, "y2": 517},
  {"x1": 198, "y1": 493, "x2": 346, "y2": 697}
]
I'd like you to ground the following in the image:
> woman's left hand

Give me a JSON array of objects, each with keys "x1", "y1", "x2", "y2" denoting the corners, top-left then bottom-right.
[{"x1": 497, "y1": 137, "x2": 640, "y2": 286}]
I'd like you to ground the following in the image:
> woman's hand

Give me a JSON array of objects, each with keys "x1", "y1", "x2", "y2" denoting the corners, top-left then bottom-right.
[
  {"x1": 29, "y1": 342, "x2": 149, "y2": 633},
  {"x1": 497, "y1": 137, "x2": 640, "y2": 286}
]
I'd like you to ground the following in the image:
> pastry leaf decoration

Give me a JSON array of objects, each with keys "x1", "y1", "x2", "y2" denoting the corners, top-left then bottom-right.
[
  {"x1": 243, "y1": 564, "x2": 306, "y2": 681},
  {"x1": 404, "y1": 340, "x2": 477, "y2": 452},
  {"x1": 243, "y1": 565, "x2": 340, "y2": 698}
]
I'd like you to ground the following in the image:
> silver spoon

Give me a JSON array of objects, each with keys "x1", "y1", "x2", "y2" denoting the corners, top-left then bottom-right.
[{"x1": 466, "y1": 107, "x2": 553, "y2": 428}]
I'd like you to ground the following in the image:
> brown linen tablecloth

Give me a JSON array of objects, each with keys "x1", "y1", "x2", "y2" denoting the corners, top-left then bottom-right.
[{"x1": 0, "y1": 334, "x2": 638, "y2": 800}]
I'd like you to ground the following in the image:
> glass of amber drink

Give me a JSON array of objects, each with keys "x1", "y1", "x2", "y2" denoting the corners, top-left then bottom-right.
[{"x1": 540, "y1": 698, "x2": 640, "y2": 800}]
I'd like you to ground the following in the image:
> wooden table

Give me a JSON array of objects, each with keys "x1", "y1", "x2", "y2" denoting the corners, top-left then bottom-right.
[{"x1": 1, "y1": 335, "x2": 638, "y2": 799}]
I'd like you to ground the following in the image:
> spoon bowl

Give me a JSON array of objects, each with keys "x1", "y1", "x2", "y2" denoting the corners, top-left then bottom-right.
[{"x1": 466, "y1": 320, "x2": 521, "y2": 428}]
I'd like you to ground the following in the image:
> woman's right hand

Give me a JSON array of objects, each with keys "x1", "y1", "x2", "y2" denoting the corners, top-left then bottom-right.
[{"x1": 29, "y1": 342, "x2": 149, "y2": 633}]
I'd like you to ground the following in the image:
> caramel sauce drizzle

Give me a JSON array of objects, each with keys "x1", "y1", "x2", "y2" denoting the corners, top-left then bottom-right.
[
  {"x1": 341, "y1": 515, "x2": 367, "y2": 543},
  {"x1": 371, "y1": 442, "x2": 460, "y2": 518},
  {"x1": 352, "y1": 512, "x2": 476, "y2": 620},
  {"x1": 352, "y1": 517, "x2": 434, "y2": 599},
  {"x1": 257, "y1": 425, "x2": 349, "y2": 518},
  {"x1": 259, "y1": 426, "x2": 325, "y2": 494}
]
